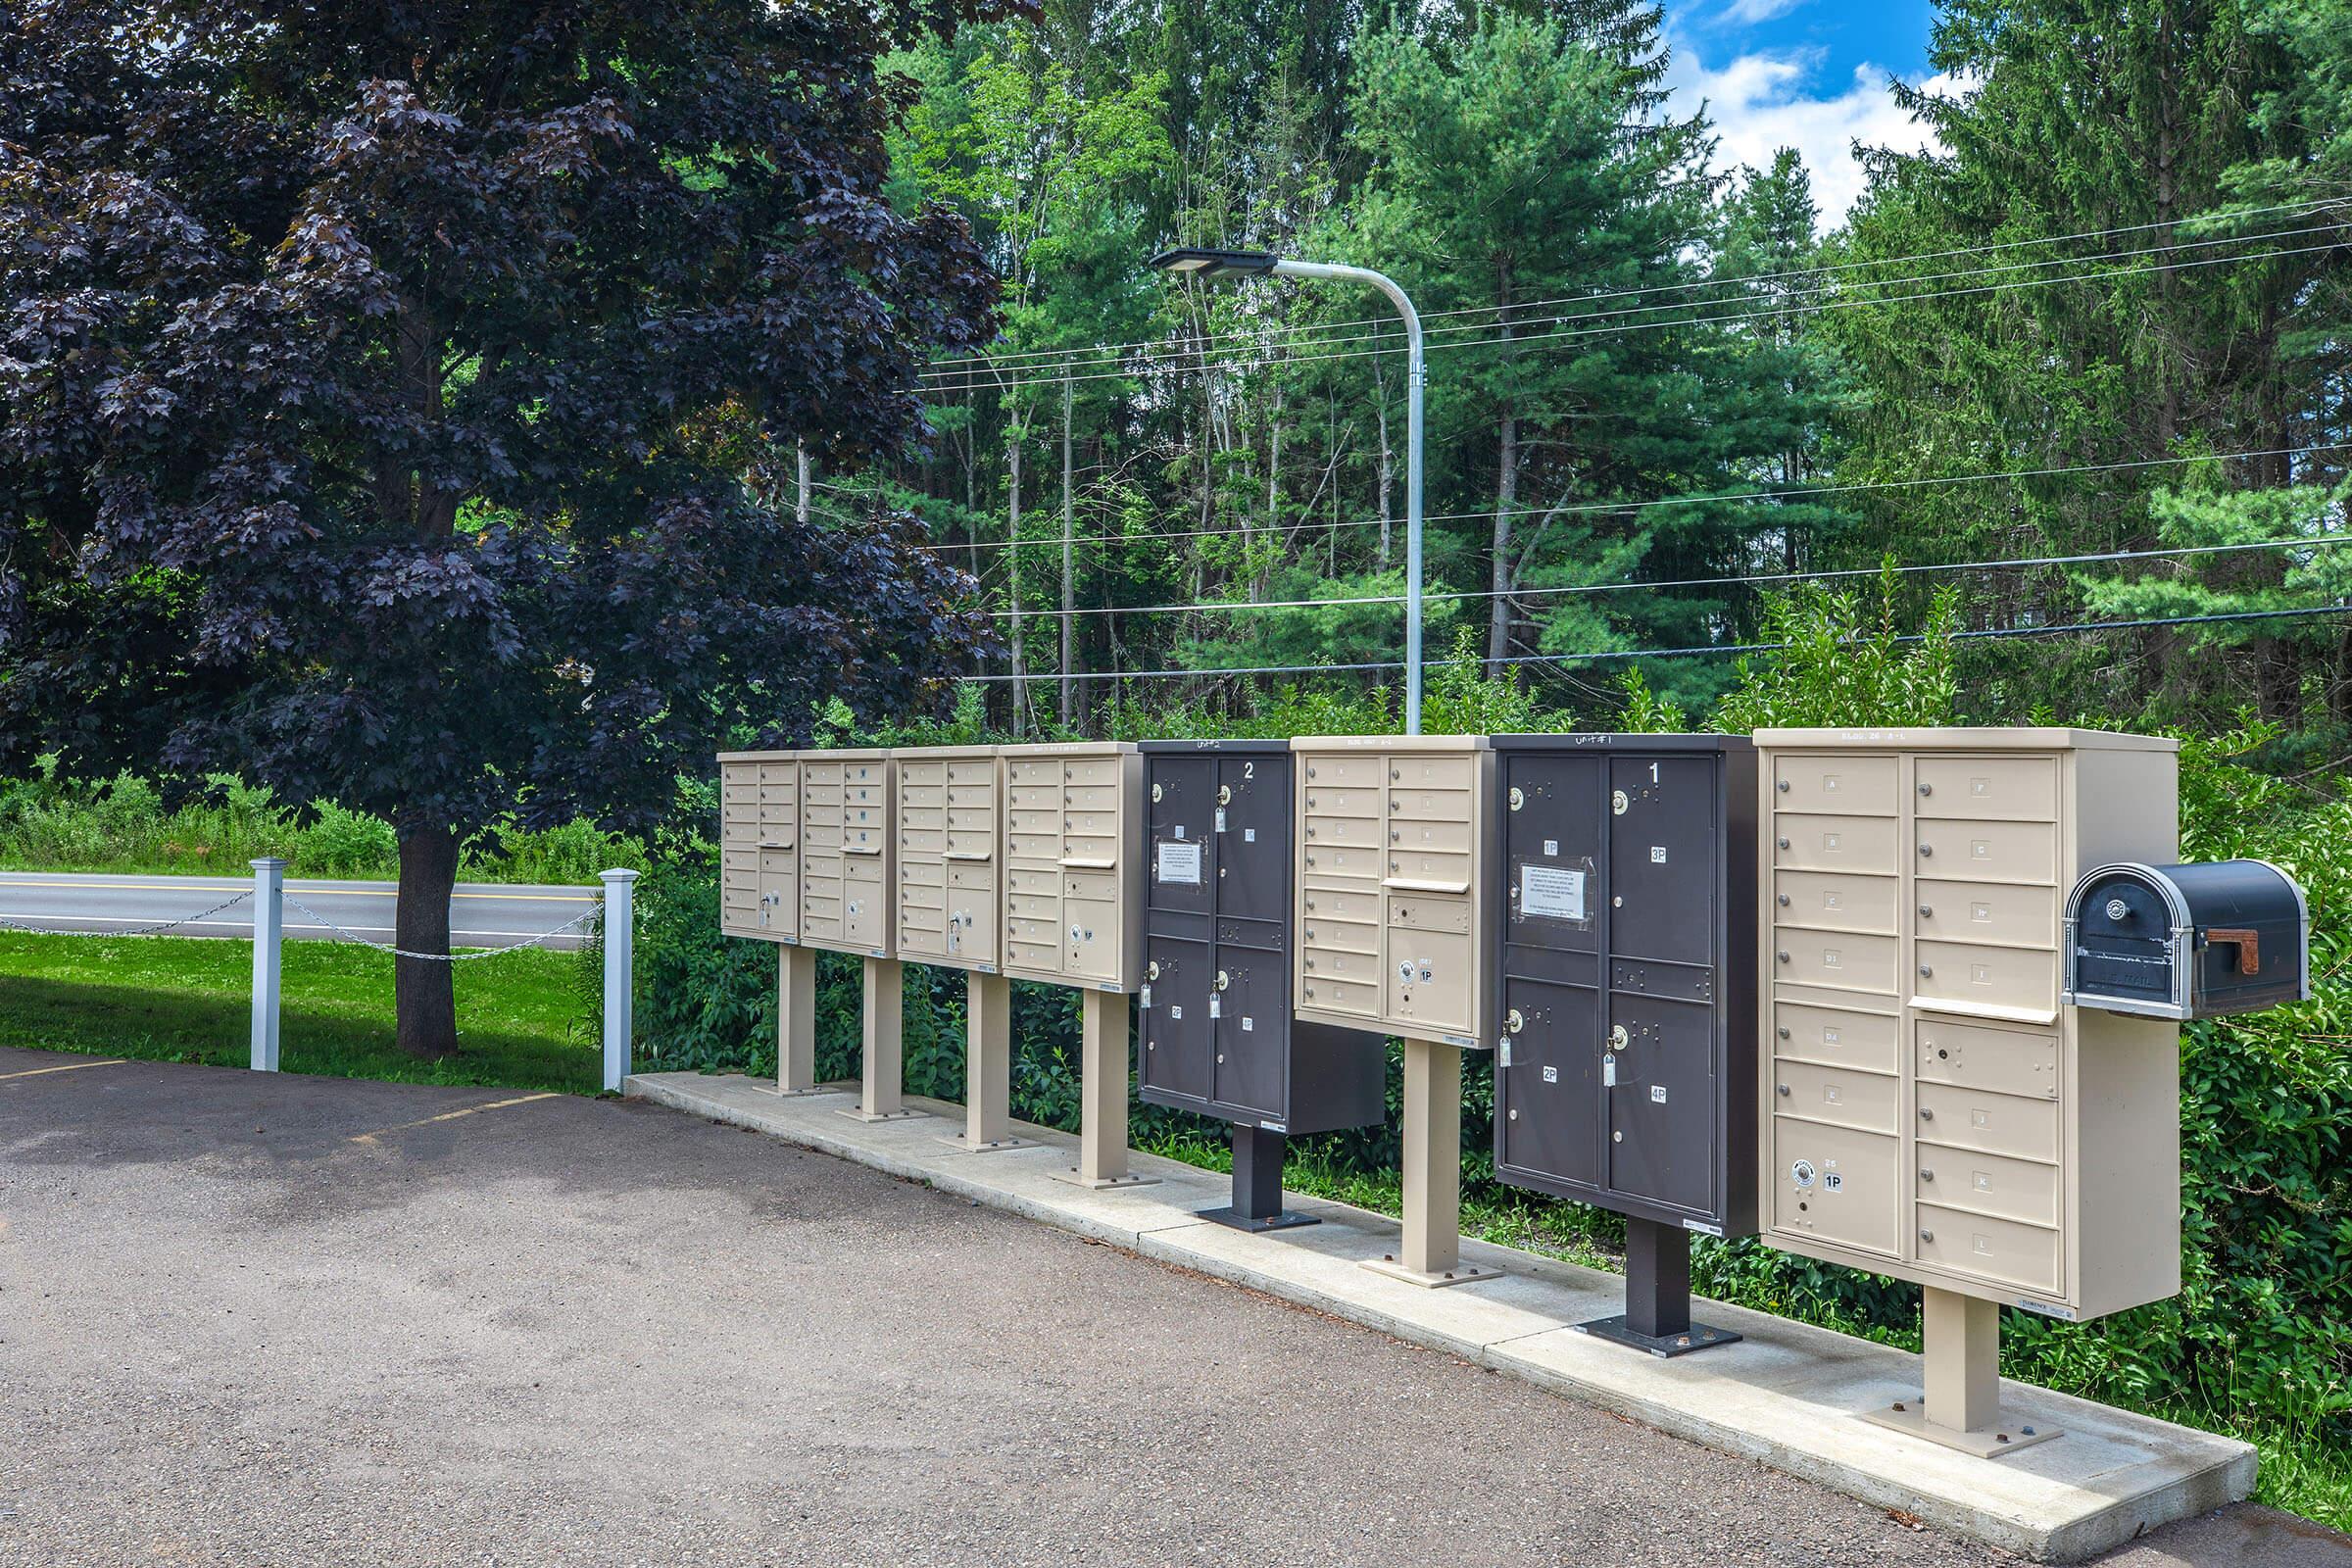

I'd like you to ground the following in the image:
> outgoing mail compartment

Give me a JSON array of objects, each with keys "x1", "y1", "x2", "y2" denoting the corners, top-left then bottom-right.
[
  {"x1": 1916, "y1": 1145, "x2": 2059, "y2": 1229},
  {"x1": 1387, "y1": 817, "x2": 1473, "y2": 855},
  {"x1": 1299, "y1": 754, "x2": 1384, "y2": 789},
  {"x1": 1916, "y1": 817, "x2": 2057, "y2": 885},
  {"x1": 1773, "y1": 1118, "x2": 1898, "y2": 1256},
  {"x1": 1915, "y1": 879, "x2": 2056, "y2": 948},
  {"x1": 1773, "y1": 927, "x2": 1898, "y2": 995},
  {"x1": 1915, "y1": 1018, "x2": 2059, "y2": 1099},
  {"x1": 1774, "y1": 1002, "x2": 1900, "y2": 1074},
  {"x1": 1914, "y1": 938, "x2": 2059, "y2": 1016},
  {"x1": 1300, "y1": 916, "x2": 1380, "y2": 955},
  {"x1": 1301, "y1": 784, "x2": 1381, "y2": 818},
  {"x1": 1773, "y1": 870, "x2": 1897, "y2": 933},
  {"x1": 1773, "y1": 754, "x2": 1897, "y2": 816},
  {"x1": 1389, "y1": 895, "x2": 1473, "y2": 935},
  {"x1": 1915, "y1": 1202, "x2": 2059, "y2": 1295},
  {"x1": 1915, "y1": 1082, "x2": 2059, "y2": 1163},
  {"x1": 1300, "y1": 885, "x2": 1381, "y2": 922},
  {"x1": 1773, "y1": 1059, "x2": 1898, "y2": 1134},
  {"x1": 1914, "y1": 755, "x2": 2057, "y2": 821},
  {"x1": 1773, "y1": 813, "x2": 1899, "y2": 873}
]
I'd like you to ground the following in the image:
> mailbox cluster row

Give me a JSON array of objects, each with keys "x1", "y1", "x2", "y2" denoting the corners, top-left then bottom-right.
[{"x1": 720, "y1": 729, "x2": 2307, "y2": 1330}]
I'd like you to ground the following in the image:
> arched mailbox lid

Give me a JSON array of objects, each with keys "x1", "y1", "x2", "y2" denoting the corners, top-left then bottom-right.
[{"x1": 2064, "y1": 858, "x2": 2310, "y2": 1020}]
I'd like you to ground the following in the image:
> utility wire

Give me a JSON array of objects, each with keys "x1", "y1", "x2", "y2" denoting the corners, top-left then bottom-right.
[
  {"x1": 888, "y1": 440, "x2": 2347, "y2": 557},
  {"x1": 913, "y1": 197, "x2": 2345, "y2": 378},
  {"x1": 959, "y1": 604, "x2": 2352, "y2": 683}
]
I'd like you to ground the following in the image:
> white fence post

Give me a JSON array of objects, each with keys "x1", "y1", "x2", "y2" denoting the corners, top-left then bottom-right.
[
  {"x1": 250, "y1": 858, "x2": 285, "y2": 1072},
  {"x1": 600, "y1": 869, "x2": 639, "y2": 1093}
]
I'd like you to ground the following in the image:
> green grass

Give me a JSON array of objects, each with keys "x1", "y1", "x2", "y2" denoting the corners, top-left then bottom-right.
[{"x1": 0, "y1": 931, "x2": 602, "y2": 1095}]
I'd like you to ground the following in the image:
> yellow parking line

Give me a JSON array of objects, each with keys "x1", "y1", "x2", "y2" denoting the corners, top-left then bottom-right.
[
  {"x1": 0, "y1": 1057, "x2": 127, "y2": 1082},
  {"x1": 348, "y1": 1092, "x2": 562, "y2": 1145}
]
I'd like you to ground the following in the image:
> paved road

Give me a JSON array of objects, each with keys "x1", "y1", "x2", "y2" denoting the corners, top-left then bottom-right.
[
  {"x1": 2, "y1": 1049, "x2": 2342, "y2": 1568},
  {"x1": 0, "y1": 869, "x2": 600, "y2": 949}
]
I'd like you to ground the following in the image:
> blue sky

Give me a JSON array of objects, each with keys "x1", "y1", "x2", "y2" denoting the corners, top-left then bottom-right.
[{"x1": 1659, "y1": 1, "x2": 1947, "y2": 225}]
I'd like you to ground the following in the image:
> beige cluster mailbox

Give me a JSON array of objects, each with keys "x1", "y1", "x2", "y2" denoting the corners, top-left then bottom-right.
[
  {"x1": 997, "y1": 742, "x2": 1145, "y2": 992},
  {"x1": 1291, "y1": 735, "x2": 1498, "y2": 1289},
  {"x1": 1755, "y1": 727, "x2": 2179, "y2": 1452},
  {"x1": 1291, "y1": 736, "x2": 1496, "y2": 1049},
  {"x1": 893, "y1": 746, "x2": 1002, "y2": 972},
  {"x1": 796, "y1": 749, "x2": 894, "y2": 959},
  {"x1": 718, "y1": 751, "x2": 799, "y2": 942}
]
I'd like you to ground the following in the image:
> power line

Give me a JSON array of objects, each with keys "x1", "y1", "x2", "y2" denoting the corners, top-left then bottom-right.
[
  {"x1": 894, "y1": 440, "x2": 2348, "y2": 557},
  {"x1": 913, "y1": 197, "x2": 2344, "y2": 379},
  {"x1": 960, "y1": 604, "x2": 2352, "y2": 683}
]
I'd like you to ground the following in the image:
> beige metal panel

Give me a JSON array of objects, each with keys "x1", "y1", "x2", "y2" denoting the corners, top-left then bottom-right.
[
  {"x1": 1772, "y1": 1059, "x2": 1900, "y2": 1134},
  {"x1": 1916, "y1": 1202, "x2": 2062, "y2": 1296},
  {"x1": 1755, "y1": 727, "x2": 2180, "y2": 1321},
  {"x1": 1773, "y1": 870, "x2": 1899, "y2": 934},
  {"x1": 1916, "y1": 1144, "x2": 2059, "y2": 1229},
  {"x1": 890, "y1": 747, "x2": 1001, "y2": 974},
  {"x1": 720, "y1": 753, "x2": 799, "y2": 944},
  {"x1": 1914, "y1": 755, "x2": 2058, "y2": 820},
  {"x1": 1772, "y1": 1002, "x2": 1900, "y2": 1074},
  {"x1": 1772, "y1": 1117, "x2": 1900, "y2": 1256},
  {"x1": 795, "y1": 749, "x2": 895, "y2": 959},
  {"x1": 994, "y1": 742, "x2": 1144, "y2": 992},
  {"x1": 1772, "y1": 926, "x2": 1899, "y2": 996},
  {"x1": 1916, "y1": 816, "x2": 2058, "y2": 886},
  {"x1": 1916, "y1": 1017, "x2": 2059, "y2": 1099},
  {"x1": 1291, "y1": 736, "x2": 1494, "y2": 1047},
  {"x1": 1771, "y1": 754, "x2": 1898, "y2": 815},
  {"x1": 1773, "y1": 813, "x2": 1900, "y2": 873}
]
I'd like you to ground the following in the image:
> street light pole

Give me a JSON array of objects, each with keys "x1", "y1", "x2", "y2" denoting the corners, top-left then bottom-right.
[{"x1": 1150, "y1": 249, "x2": 1428, "y2": 734}]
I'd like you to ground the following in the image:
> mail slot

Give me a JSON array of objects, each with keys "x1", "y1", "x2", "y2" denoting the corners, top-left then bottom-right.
[
  {"x1": 2064, "y1": 859, "x2": 2310, "y2": 1019},
  {"x1": 1140, "y1": 741, "x2": 1385, "y2": 1233}
]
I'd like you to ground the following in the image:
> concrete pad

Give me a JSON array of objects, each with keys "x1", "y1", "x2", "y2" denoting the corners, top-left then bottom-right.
[{"x1": 625, "y1": 1069, "x2": 2254, "y2": 1562}]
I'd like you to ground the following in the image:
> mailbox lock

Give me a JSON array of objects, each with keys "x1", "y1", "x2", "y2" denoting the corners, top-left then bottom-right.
[
  {"x1": 1918, "y1": 844, "x2": 1934, "y2": 858},
  {"x1": 1776, "y1": 950, "x2": 1790, "y2": 964},
  {"x1": 1306, "y1": 767, "x2": 1316, "y2": 780},
  {"x1": 1776, "y1": 837, "x2": 1790, "y2": 850},
  {"x1": 1506, "y1": 1008, "x2": 1526, "y2": 1034},
  {"x1": 1306, "y1": 826, "x2": 1316, "y2": 838},
  {"x1": 1776, "y1": 1084, "x2": 1790, "y2": 1097},
  {"x1": 1215, "y1": 970, "x2": 1230, "y2": 991},
  {"x1": 1612, "y1": 789, "x2": 1630, "y2": 815},
  {"x1": 1148, "y1": 959, "x2": 1160, "y2": 981},
  {"x1": 1612, "y1": 1131, "x2": 1623, "y2": 1144},
  {"x1": 1919, "y1": 904, "x2": 1934, "y2": 918},
  {"x1": 1919, "y1": 1228, "x2": 1936, "y2": 1243},
  {"x1": 1217, "y1": 784, "x2": 1233, "y2": 806},
  {"x1": 2106, "y1": 897, "x2": 2130, "y2": 920},
  {"x1": 1777, "y1": 1026, "x2": 1789, "y2": 1040},
  {"x1": 1777, "y1": 894, "x2": 1790, "y2": 906},
  {"x1": 1508, "y1": 786, "x2": 1525, "y2": 810},
  {"x1": 1921, "y1": 1167, "x2": 1936, "y2": 1182},
  {"x1": 1776, "y1": 779, "x2": 1789, "y2": 792},
  {"x1": 1609, "y1": 1024, "x2": 1629, "y2": 1050},
  {"x1": 1918, "y1": 782, "x2": 1934, "y2": 797},
  {"x1": 1919, "y1": 964, "x2": 1934, "y2": 978},
  {"x1": 1151, "y1": 783, "x2": 1163, "y2": 802},
  {"x1": 1919, "y1": 1107, "x2": 1936, "y2": 1122}
]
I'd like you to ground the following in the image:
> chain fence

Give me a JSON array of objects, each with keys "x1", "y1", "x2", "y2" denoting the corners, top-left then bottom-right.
[
  {"x1": 0, "y1": 889, "x2": 255, "y2": 939},
  {"x1": 281, "y1": 895, "x2": 602, "y2": 962}
]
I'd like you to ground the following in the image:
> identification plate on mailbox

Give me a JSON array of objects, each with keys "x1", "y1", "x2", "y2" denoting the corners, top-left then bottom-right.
[
  {"x1": 1520, "y1": 863, "x2": 1588, "y2": 920},
  {"x1": 1156, "y1": 840, "x2": 1202, "y2": 885}
]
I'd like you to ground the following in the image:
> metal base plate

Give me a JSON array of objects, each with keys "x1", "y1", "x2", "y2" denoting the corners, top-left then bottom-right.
[
  {"x1": 935, "y1": 1132, "x2": 1036, "y2": 1153},
  {"x1": 1860, "y1": 1399, "x2": 2064, "y2": 1458},
  {"x1": 1360, "y1": 1256, "x2": 1503, "y2": 1290},
  {"x1": 1049, "y1": 1169, "x2": 1161, "y2": 1191},
  {"x1": 1200, "y1": 1205, "x2": 1320, "y2": 1234},
  {"x1": 834, "y1": 1106, "x2": 925, "y2": 1124},
  {"x1": 767, "y1": 1085, "x2": 848, "y2": 1099},
  {"x1": 1572, "y1": 1314, "x2": 1741, "y2": 1358}
]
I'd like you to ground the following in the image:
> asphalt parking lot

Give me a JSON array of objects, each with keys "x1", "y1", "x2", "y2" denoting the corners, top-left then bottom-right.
[{"x1": 2, "y1": 1046, "x2": 2342, "y2": 1568}]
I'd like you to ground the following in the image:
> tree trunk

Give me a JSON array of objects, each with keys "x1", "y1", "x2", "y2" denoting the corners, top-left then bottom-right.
[
  {"x1": 1060, "y1": 375, "x2": 1076, "y2": 727},
  {"x1": 394, "y1": 824, "x2": 460, "y2": 1058}
]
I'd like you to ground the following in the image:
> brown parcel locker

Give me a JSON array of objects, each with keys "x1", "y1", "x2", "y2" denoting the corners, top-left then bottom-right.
[
  {"x1": 1755, "y1": 726, "x2": 2179, "y2": 1455},
  {"x1": 796, "y1": 748, "x2": 895, "y2": 960},
  {"x1": 893, "y1": 745, "x2": 1002, "y2": 973},
  {"x1": 717, "y1": 750, "x2": 799, "y2": 944}
]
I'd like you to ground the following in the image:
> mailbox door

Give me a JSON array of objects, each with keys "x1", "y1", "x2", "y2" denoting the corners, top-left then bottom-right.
[
  {"x1": 1605, "y1": 992, "x2": 1715, "y2": 1215},
  {"x1": 1504, "y1": 754, "x2": 1602, "y2": 951},
  {"x1": 1608, "y1": 756, "x2": 1714, "y2": 965},
  {"x1": 1500, "y1": 976, "x2": 1601, "y2": 1189},
  {"x1": 1212, "y1": 952, "x2": 1286, "y2": 1121},
  {"x1": 1150, "y1": 756, "x2": 1216, "y2": 918},
  {"x1": 1143, "y1": 933, "x2": 1213, "y2": 1102},
  {"x1": 1218, "y1": 755, "x2": 1287, "y2": 923}
]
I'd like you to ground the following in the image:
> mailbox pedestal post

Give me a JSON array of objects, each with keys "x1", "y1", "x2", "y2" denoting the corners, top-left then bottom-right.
[
  {"x1": 1364, "y1": 1039, "x2": 1497, "y2": 1288},
  {"x1": 941, "y1": 972, "x2": 1031, "y2": 1152},
  {"x1": 1056, "y1": 990, "x2": 1156, "y2": 1189},
  {"x1": 839, "y1": 956, "x2": 922, "y2": 1123},
  {"x1": 1204, "y1": 1125, "x2": 1314, "y2": 1232},
  {"x1": 1863, "y1": 1286, "x2": 2061, "y2": 1456},
  {"x1": 772, "y1": 946, "x2": 827, "y2": 1096},
  {"x1": 1576, "y1": 1218, "x2": 1740, "y2": 1357}
]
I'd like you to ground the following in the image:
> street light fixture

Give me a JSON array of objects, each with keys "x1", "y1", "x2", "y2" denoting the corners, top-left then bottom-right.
[{"x1": 1149, "y1": 247, "x2": 1429, "y2": 735}]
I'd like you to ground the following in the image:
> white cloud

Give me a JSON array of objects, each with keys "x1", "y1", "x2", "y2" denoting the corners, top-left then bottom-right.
[
  {"x1": 1717, "y1": 0, "x2": 1808, "y2": 26},
  {"x1": 1663, "y1": 45, "x2": 1963, "y2": 225}
]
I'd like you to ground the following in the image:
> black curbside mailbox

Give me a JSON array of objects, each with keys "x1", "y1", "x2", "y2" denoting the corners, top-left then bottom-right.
[
  {"x1": 2064, "y1": 858, "x2": 2311, "y2": 1020},
  {"x1": 1488, "y1": 734, "x2": 1758, "y2": 1355},
  {"x1": 1139, "y1": 740, "x2": 1386, "y2": 1231}
]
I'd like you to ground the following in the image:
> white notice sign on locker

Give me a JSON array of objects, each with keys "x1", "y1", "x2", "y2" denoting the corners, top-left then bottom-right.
[
  {"x1": 1156, "y1": 839, "x2": 1203, "y2": 885},
  {"x1": 1521, "y1": 863, "x2": 1587, "y2": 920}
]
